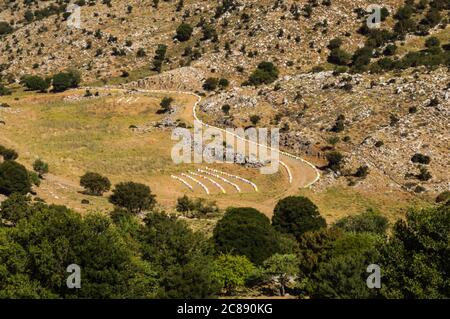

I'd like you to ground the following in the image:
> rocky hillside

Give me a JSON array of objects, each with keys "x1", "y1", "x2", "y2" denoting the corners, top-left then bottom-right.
[{"x1": 1, "y1": 0, "x2": 406, "y2": 83}]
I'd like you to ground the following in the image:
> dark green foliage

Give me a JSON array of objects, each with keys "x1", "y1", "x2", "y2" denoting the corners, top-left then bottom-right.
[
  {"x1": 244, "y1": 62, "x2": 279, "y2": 86},
  {"x1": 0, "y1": 21, "x2": 13, "y2": 36},
  {"x1": 411, "y1": 153, "x2": 431, "y2": 164},
  {"x1": 0, "y1": 193, "x2": 32, "y2": 225},
  {"x1": 354, "y1": 165, "x2": 369, "y2": 178},
  {"x1": 158, "y1": 97, "x2": 173, "y2": 113},
  {"x1": 52, "y1": 70, "x2": 81, "y2": 92},
  {"x1": 0, "y1": 145, "x2": 18, "y2": 161},
  {"x1": 109, "y1": 182, "x2": 156, "y2": 214},
  {"x1": 332, "y1": 210, "x2": 389, "y2": 235},
  {"x1": 0, "y1": 204, "x2": 158, "y2": 298},
  {"x1": 213, "y1": 207, "x2": 281, "y2": 264},
  {"x1": 326, "y1": 151, "x2": 344, "y2": 172},
  {"x1": 327, "y1": 38, "x2": 343, "y2": 50},
  {"x1": 203, "y1": 78, "x2": 219, "y2": 91},
  {"x1": 272, "y1": 196, "x2": 326, "y2": 238},
  {"x1": 153, "y1": 44, "x2": 167, "y2": 73},
  {"x1": 176, "y1": 23, "x2": 193, "y2": 42},
  {"x1": 435, "y1": 191, "x2": 450, "y2": 204},
  {"x1": 21, "y1": 75, "x2": 50, "y2": 92},
  {"x1": 0, "y1": 161, "x2": 32, "y2": 196},
  {"x1": 80, "y1": 172, "x2": 111, "y2": 196},
  {"x1": 0, "y1": 84, "x2": 11, "y2": 96},
  {"x1": 221, "y1": 104, "x2": 231, "y2": 115},
  {"x1": 176, "y1": 195, "x2": 219, "y2": 218},
  {"x1": 379, "y1": 205, "x2": 450, "y2": 298},
  {"x1": 328, "y1": 48, "x2": 352, "y2": 66},
  {"x1": 308, "y1": 233, "x2": 380, "y2": 299},
  {"x1": 32, "y1": 159, "x2": 49, "y2": 178}
]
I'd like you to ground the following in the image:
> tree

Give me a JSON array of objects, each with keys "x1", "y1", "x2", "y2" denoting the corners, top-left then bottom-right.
[
  {"x1": 176, "y1": 23, "x2": 193, "y2": 42},
  {"x1": 52, "y1": 70, "x2": 81, "y2": 92},
  {"x1": 0, "y1": 146, "x2": 18, "y2": 160},
  {"x1": 21, "y1": 75, "x2": 50, "y2": 92},
  {"x1": 328, "y1": 48, "x2": 352, "y2": 65},
  {"x1": 326, "y1": 151, "x2": 344, "y2": 172},
  {"x1": 153, "y1": 44, "x2": 167, "y2": 73},
  {"x1": 203, "y1": 78, "x2": 219, "y2": 91},
  {"x1": 80, "y1": 172, "x2": 111, "y2": 196},
  {"x1": 272, "y1": 196, "x2": 326, "y2": 238},
  {"x1": 221, "y1": 104, "x2": 231, "y2": 115},
  {"x1": 328, "y1": 38, "x2": 343, "y2": 50},
  {"x1": 218, "y1": 78, "x2": 229, "y2": 89},
  {"x1": 109, "y1": 182, "x2": 156, "y2": 214},
  {"x1": 244, "y1": 62, "x2": 279, "y2": 86},
  {"x1": 0, "y1": 161, "x2": 32, "y2": 196},
  {"x1": 262, "y1": 254, "x2": 299, "y2": 296},
  {"x1": 332, "y1": 209, "x2": 389, "y2": 235},
  {"x1": 0, "y1": 84, "x2": 11, "y2": 96},
  {"x1": 32, "y1": 159, "x2": 49, "y2": 178},
  {"x1": 411, "y1": 153, "x2": 431, "y2": 164},
  {"x1": 211, "y1": 254, "x2": 256, "y2": 295},
  {"x1": 0, "y1": 204, "x2": 158, "y2": 298},
  {"x1": 425, "y1": 37, "x2": 440, "y2": 48},
  {"x1": 0, "y1": 193, "x2": 32, "y2": 225},
  {"x1": 213, "y1": 207, "x2": 281, "y2": 264},
  {"x1": 158, "y1": 97, "x2": 173, "y2": 113},
  {"x1": 249, "y1": 115, "x2": 261, "y2": 126},
  {"x1": 379, "y1": 205, "x2": 450, "y2": 298},
  {"x1": 0, "y1": 21, "x2": 13, "y2": 36}
]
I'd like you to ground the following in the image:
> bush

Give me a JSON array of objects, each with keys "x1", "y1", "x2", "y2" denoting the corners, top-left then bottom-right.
[
  {"x1": 109, "y1": 182, "x2": 156, "y2": 214},
  {"x1": 176, "y1": 23, "x2": 193, "y2": 42},
  {"x1": 425, "y1": 37, "x2": 440, "y2": 48},
  {"x1": 411, "y1": 153, "x2": 431, "y2": 165},
  {"x1": 32, "y1": 159, "x2": 49, "y2": 178},
  {"x1": 213, "y1": 207, "x2": 281, "y2": 264},
  {"x1": 0, "y1": 146, "x2": 18, "y2": 160},
  {"x1": 158, "y1": 97, "x2": 174, "y2": 113},
  {"x1": 0, "y1": 84, "x2": 11, "y2": 96},
  {"x1": 326, "y1": 151, "x2": 344, "y2": 172},
  {"x1": 435, "y1": 191, "x2": 450, "y2": 204},
  {"x1": 21, "y1": 75, "x2": 50, "y2": 92},
  {"x1": 176, "y1": 195, "x2": 219, "y2": 218},
  {"x1": 272, "y1": 196, "x2": 326, "y2": 238},
  {"x1": 332, "y1": 209, "x2": 389, "y2": 235},
  {"x1": 153, "y1": 44, "x2": 167, "y2": 73},
  {"x1": 52, "y1": 69, "x2": 81, "y2": 92},
  {"x1": 80, "y1": 172, "x2": 111, "y2": 196},
  {"x1": 203, "y1": 78, "x2": 219, "y2": 91},
  {"x1": 211, "y1": 254, "x2": 256, "y2": 295},
  {"x1": 0, "y1": 161, "x2": 32, "y2": 196},
  {"x1": 0, "y1": 21, "x2": 13, "y2": 35},
  {"x1": 244, "y1": 62, "x2": 279, "y2": 86},
  {"x1": 328, "y1": 48, "x2": 352, "y2": 65}
]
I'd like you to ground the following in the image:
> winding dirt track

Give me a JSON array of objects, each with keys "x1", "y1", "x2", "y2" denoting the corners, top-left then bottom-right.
[{"x1": 108, "y1": 87, "x2": 319, "y2": 186}]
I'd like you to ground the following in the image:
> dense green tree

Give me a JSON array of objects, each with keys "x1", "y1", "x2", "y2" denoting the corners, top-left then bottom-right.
[
  {"x1": 80, "y1": 172, "x2": 111, "y2": 196},
  {"x1": 109, "y1": 182, "x2": 156, "y2": 214},
  {"x1": 0, "y1": 193, "x2": 33, "y2": 225},
  {"x1": 0, "y1": 161, "x2": 32, "y2": 196},
  {"x1": 272, "y1": 196, "x2": 326, "y2": 238},
  {"x1": 212, "y1": 254, "x2": 256, "y2": 294},
  {"x1": 52, "y1": 70, "x2": 81, "y2": 92},
  {"x1": 379, "y1": 205, "x2": 450, "y2": 298},
  {"x1": 213, "y1": 207, "x2": 281, "y2": 264},
  {"x1": 0, "y1": 204, "x2": 158, "y2": 298},
  {"x1": 203, "y1": 77, "x2": 219, "y2": 91},
  {"x1": 21, "y1": 75, "x2": 50, "y2": 92}
]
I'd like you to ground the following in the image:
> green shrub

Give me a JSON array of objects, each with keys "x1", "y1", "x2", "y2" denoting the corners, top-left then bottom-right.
[
  {"x1": 80, "y1": 172, "x2": 111, "y2": 196},
  {"x1": 52, "y1": 69, "x2": 81, "y2": 92},
  {"x1": 244, "y1": 62, "x2": 279, "y2": 86},
  {"x1": 176, "y1": 23, "x2": 193, "y2": 42},
  {"x1": 272, "y1": 196, "x2": 326, "y2": 238},
  {"x1": 0, "y1": 161, "x2": 32, "y2": 196},
  {"x1": 109, "y1": 182, "x2": 156, "y2": 214}
]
